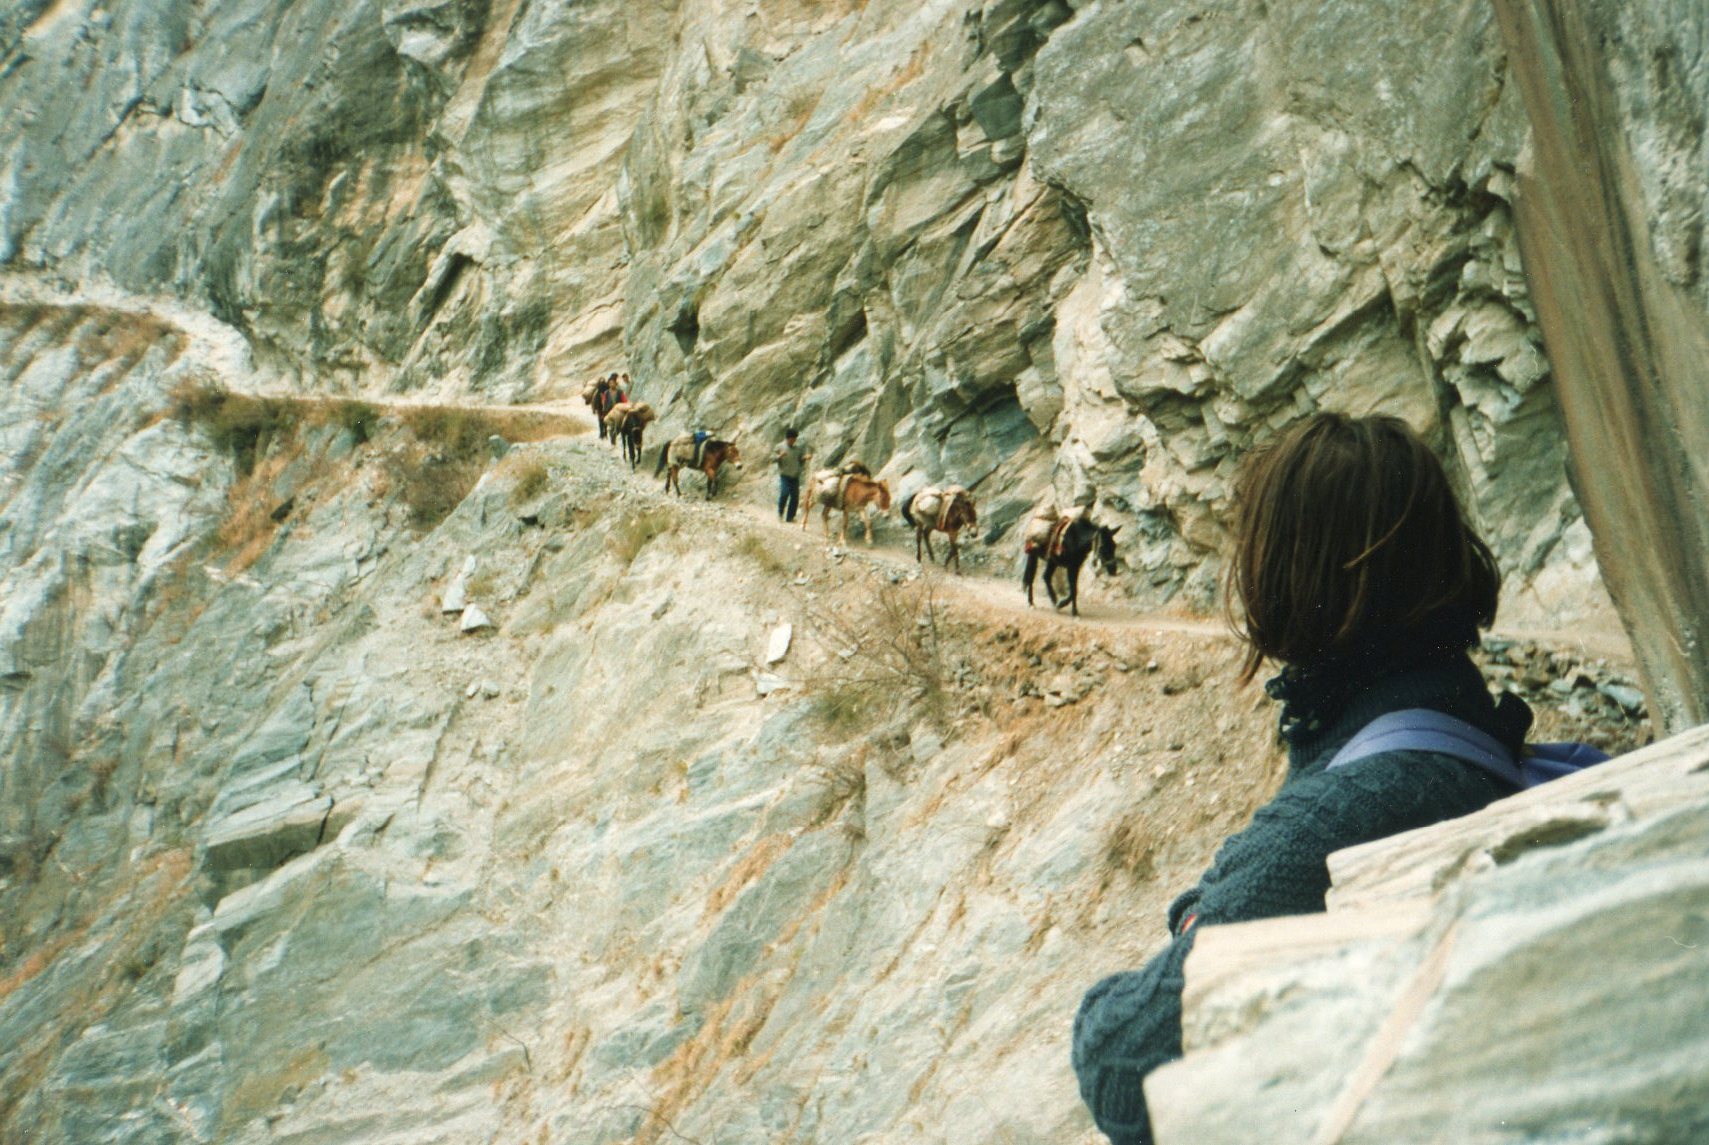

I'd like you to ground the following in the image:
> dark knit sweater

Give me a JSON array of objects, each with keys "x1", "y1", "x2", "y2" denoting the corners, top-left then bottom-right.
[{"x1": 1071, "y1": 647, "x2": 1530, "y2": 1145}]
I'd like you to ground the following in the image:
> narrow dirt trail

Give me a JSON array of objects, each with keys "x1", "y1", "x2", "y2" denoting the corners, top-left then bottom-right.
[
  {"x1": 723, "y1": 492, "x2": 1230, "y2": 640},
  {"x1": 7, "y1": 271, "x2": 1630, "y2": 664},
  {"x1": 648, "y1": 462, "x2": 1634, "y2": 666},
  {"x1": 0, "y1": 270, "x2": 604, "y2": 432}
]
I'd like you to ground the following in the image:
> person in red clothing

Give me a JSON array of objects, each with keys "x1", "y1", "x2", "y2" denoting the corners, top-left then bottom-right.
[{"x1": 1073, "y1": 412, "x2": 1522, "y2": 1144}]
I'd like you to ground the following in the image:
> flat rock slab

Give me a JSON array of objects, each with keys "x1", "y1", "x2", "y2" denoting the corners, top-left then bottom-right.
[{"x1": 204, "y1": 788, "x2": 334, "y2": 872}]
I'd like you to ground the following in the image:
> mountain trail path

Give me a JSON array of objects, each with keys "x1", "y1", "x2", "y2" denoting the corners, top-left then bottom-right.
[{"x1": 4, "y1": 271, "x2": 1634, "y2": 667}]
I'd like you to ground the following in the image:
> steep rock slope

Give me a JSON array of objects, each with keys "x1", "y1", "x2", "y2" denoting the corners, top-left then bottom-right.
[
  {"x1": 1493, "y1": 0, "x2": 1709, "y2": 731},
  {"x1": 0, "y1": 297, "x2": 1298, "y2": 1142}
]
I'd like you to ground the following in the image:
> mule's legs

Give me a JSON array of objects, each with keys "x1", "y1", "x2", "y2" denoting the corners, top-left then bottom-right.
[
  {"x1": 946, "y1": 535, "x2": 960, "y2": 574},
  {"x1": 920, "y1": 530, "x2": 937, "y2": 564},
  {"x1": 1044, "y1": 560, "x2": 1062, "y2": 608},
  {"x1": 862, "y1": 506, "x2": 874, "y2": 546},
  {"x1": 1066, "y1": 561, "x2": 1081, "y2": 616},
  {"x1": 1023, "y1": 553, "x2": 1038, "y2": 606}
]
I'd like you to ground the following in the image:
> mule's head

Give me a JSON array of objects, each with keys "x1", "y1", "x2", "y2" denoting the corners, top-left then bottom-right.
[
  {"x1": 1095, "y1": 524, "x2": 1121, "y2": 576},
  {"x1": 721, "y1": 441, "x2": 743, "y2": 468},
  {"x1": 875, "y1": 480, "x2": 892, "y2": 511},
  {"x1": 954, "y1": 494, "x2": 978, "y2": 528}
]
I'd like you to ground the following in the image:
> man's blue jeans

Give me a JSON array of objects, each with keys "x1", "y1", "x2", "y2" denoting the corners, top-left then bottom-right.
[{"x1": 778, "y1": 475, "x2": 800, "y2": 522}]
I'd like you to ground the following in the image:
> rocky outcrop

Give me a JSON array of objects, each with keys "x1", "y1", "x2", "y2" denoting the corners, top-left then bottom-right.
[
  {"x1": 1149, "y1": 722, "x2": 1709, "y2": 1142},
  {"x1": 1492, "y1": 0, "x2": 1709, "y2": 733},
  {"x1": 0, "y1": 0, "x2": 1635, "y2": 643}
]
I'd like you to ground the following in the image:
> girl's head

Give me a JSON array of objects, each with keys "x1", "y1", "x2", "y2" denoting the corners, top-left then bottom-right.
[{"x1": 1226, "y1": 412, "x2": 1500, "y2": 682}]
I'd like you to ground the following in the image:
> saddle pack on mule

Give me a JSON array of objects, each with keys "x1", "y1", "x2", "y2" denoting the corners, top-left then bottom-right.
[
  {"x1": 1327, "y1": 709, "x2": 1614, "y2": 789},
  {"x1": 910, "y1": 485, "x2": 970, "y2": 531},
  {"x1": 1023, "y1": 505, "x2": 1087, "y2": 560},
  {"x1": 810, "y1": 461, "x2": 869, "y2": 509}
]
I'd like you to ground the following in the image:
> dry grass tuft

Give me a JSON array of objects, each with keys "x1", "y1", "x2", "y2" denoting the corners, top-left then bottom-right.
[
  {"x1": 216, "y1": 452, "x2": 294, "y2": 573},
  {"x1": 504, "y1": 454, "x2": 550, "y2": 507},
  {"x1": 733, "y1": 531, "x2": 790, "y2": 575},
  {"x1": 1103, "y1": 812, "x2": 1157, "y2": 881},
  {"x1": 606, "y1": 508, "x2": 675, "y2": 564}
]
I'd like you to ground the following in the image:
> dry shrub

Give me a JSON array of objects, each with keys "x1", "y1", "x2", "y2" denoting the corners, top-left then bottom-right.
[
  {"x1": 79, "y1": 313, "x2": 182, "y2": 374},
  {"x1": 733, "y1": 531, "x2": 789, "y2": 575},
  {"x1": 399, "y1": 405, "x2": 490, "y2": 459},
  {"x1": 807, "y1": 747, "x2": 869, "y2": 827},
  {"x1": 384, "y1": 446, "x2": 483, "y2": 531},
  {"x1": 805, "y1": 580, "x2": 956, "y2": 728},
  {"x1": 165, "y1": 381, "x2": 582, "y2": 533},
  {"x1": 170, "y1": 377, "x2": 297, "y2": 475},
  {"x1": 400, "y1": 404, "x2": 581, "y2": 456},
  {"x1": 318, "y1": 398, "x2": 381, "y2": 443}
]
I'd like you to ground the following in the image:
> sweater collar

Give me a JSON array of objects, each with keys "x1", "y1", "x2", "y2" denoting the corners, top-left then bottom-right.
[{"x1": 1263, "y1": 614, "x2": 1523, "y2": 772}]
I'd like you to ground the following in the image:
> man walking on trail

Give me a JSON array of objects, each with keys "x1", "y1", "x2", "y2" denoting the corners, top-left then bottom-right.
[{"x1": 774, "y1": 428, "x2": 810, "y2": 523}]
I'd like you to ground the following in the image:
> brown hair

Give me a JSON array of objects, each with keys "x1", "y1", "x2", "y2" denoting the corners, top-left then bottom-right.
[{"x1": 1225, "y1": 412, "x2": 1500, "y2": 682}]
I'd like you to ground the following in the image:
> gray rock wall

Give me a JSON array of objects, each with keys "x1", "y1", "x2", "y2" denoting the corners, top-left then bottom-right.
[
  {"x1": 0, "y1": 295, "x2": 1295, "y2": 1141},
  {"x1": 0, "y1": 0, "x2": 1637, "y2": 639},
  {"x1": 1493, "y1": 0, "x2": 1709, "y2": 732}
]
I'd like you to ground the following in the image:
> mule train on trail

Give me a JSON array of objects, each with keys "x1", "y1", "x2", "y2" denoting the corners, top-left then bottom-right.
[
  {"x1": 656, "y1": 433, "x2": 743, "y2": 498},
  {"x1": 582, "y1": 375, "x2": 623, "y2": 441},
  {"x1": 603, "y1": 401, "x2": 655, "y2": 470},
  {"x1": 801, "y1": 460, "x2": 892, "y2": 545},
  {"x1": 900, "y1": 485, "x2": 978, "y2": 573},
  {"x1": 1021, "y1": 505, "x2": 1120, "y2": 617}
]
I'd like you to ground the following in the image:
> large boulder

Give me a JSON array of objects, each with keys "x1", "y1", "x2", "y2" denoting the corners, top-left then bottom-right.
[{"x1": 1150, "y1": 724, "x2": 1709, "y2": 1141}]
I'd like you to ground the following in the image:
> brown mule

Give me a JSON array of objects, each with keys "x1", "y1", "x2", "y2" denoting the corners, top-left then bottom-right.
[
  {"x1": 656, "y1": 434, "x2": 743, "y2": 498},
  {"x1": 900, "y1": 485, "x2": 978, "y2": 573},
  {"x1": 803, "y1": 468, "x2": 892, "y2": 545}
]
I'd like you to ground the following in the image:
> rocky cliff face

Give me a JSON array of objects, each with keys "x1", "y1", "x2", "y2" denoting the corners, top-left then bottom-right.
[
  {"x1": 3, "y1": 0, "x2": 1707, "y2": 1141},
  {"x1": 0, "y1": 292, "x2": 1304, "y2": 1141},
  {"x1": 0, "y1": 0, "x2": 1630, "y2": 641},
  {"x1": 1493, "y1": 0, "x2": 1709, "y2": 731}
]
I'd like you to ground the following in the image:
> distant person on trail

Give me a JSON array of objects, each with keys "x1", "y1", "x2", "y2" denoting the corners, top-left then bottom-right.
[
  {"x1": 773, "y1": 428, "x2": 810, "y2": 522},
  {"x1": 1072, "y1": 413, "x2": 1531, "y2": 1145}
]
